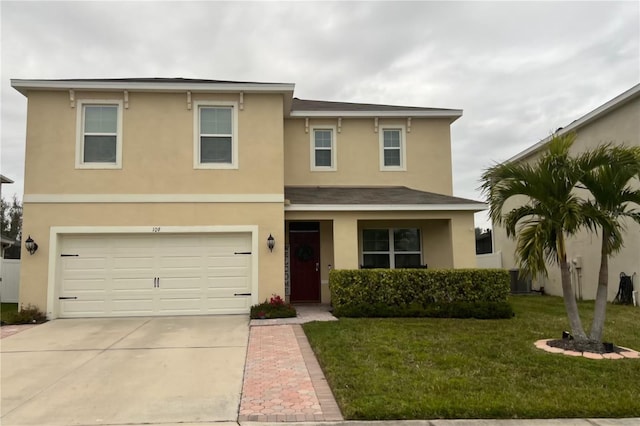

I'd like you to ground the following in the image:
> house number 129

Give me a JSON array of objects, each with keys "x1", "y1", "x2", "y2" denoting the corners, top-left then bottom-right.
[{"x1": 152, "y1": 227, "x2": 161, "y2": 232}]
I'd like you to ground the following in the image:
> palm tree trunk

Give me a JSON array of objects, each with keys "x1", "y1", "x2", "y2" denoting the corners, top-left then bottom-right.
[
  {"x1": 590, "y1": 230, "x2": 609, "y2": 342},
  {"x1": 558, "y1": 235, "x2": 588, "y2": 341}
]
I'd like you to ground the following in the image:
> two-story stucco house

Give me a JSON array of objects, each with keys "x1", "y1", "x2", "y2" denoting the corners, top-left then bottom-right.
[
  {"x1": 11, "y1": 78, "x2": 485, "y2": 319},
  {"x1": 493, "y1": 83, "x2": 640, "y2": 301}
]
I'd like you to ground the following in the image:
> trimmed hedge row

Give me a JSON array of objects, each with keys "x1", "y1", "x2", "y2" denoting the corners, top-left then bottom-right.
[{"x1": 330, "y1": 268, "x2": 512, "y2": 319}]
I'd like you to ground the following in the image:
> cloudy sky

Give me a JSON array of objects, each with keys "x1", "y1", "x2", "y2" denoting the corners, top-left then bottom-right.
[{"x1": 1, "y1": 1, "x2": 638, "y2": 228}]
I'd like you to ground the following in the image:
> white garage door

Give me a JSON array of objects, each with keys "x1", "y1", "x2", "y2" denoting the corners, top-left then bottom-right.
[{"x1": 58, "y1": 233, "x2": 252, "y2": 318}]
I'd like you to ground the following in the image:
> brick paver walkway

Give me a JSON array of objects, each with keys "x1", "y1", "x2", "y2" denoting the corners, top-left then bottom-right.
[
  {"x1": 239, "y1": 323, "x2": 343, "y2": 422},
  {"x1": 0, "y1": 324, "x2": 39, "y2": 339}
]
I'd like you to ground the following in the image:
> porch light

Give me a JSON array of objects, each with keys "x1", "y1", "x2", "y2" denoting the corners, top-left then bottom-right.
[
  {"x1": 267, "y1": 234, "x2": 275, "y2": 252},
  {"x1": 25, "y1": 235, "x2": 38, "y2": 255}
]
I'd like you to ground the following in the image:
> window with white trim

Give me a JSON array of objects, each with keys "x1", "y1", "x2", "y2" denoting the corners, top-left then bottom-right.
[
  {"x1": 310, "y1": 126, "x2": 336, "y2": 171},
  {"x1": 76, "y1": 100, "x2": 123, "y2": 169},
  {"x1": 379, "y1": 125, "x2": 406, "y2": 171},
  {"x1": 194, "y1": 101, "x2": 238, "y2": 169},
  {"x1": 362, "y1": 228, "x2": 421, "y2": 268}
]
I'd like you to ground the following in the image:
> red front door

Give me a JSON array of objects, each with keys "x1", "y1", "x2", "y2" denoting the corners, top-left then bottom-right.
[{"x1": 289, "y1": 230, "x2": 321, "y2": 303}]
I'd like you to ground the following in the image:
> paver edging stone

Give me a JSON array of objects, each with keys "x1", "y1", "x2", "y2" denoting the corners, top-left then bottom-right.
[{"x1": 534, "y1": 339, "x2": 640, "y2": 360}]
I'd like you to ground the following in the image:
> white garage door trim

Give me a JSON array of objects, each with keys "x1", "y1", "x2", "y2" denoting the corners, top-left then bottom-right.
[{"x1": 47, "y1": 226, "x2": 259, "y2": 319}]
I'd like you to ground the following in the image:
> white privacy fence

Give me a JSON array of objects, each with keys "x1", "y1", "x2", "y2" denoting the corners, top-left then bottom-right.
[
  {"x1": 1, "y1": 259, "x2": 20, "y2": 303},
  {"x1": 476, "y1": 251, "x2": 502, "y2": 269}
]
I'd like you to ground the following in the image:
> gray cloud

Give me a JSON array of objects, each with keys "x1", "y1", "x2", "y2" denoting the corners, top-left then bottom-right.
[{"x1": 2, "y1": 1, "x2": 638, "y2": 228}]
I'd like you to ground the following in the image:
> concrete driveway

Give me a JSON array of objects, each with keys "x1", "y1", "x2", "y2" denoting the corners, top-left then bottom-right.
[{"x1": 1, "y1": 315, "x2": 249, "y2": 426}]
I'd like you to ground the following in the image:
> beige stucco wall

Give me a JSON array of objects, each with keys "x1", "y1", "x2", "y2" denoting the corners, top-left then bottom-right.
[
  {"x1": 283, "y1": 117, "x2": 454, "y2": 195},
  {"x1": 19, "y1": 202, "x2": 285, "y2": 312},
  {"x1": 493, "y1": 96, "x2": 640, "y2": 300},
  {"x1": 20, "y1": 88, "x2": 287, "y2": 314},
  {"x1": 23, "y1": 91, "x2": 284, "y2": 195}
]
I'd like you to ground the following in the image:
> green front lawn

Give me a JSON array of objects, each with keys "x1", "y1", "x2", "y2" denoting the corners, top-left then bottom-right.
[
  {"x1": 1, "y1": 303, "x2": 19, "y2": 323},
  {"x1": 303, "y1": 296, "x2": 640, "y2": 419}
]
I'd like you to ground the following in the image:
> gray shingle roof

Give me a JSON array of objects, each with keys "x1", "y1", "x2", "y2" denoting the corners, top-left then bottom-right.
[
  {"x1": 284, "y1": 186, "x2": 484, "y2": 207},
  {"x1": 32, "y1": 77, "x2": 291, "y2": 85},
  {"x1": 291, "y1": 98, "x2": 456, "y2": 113}
]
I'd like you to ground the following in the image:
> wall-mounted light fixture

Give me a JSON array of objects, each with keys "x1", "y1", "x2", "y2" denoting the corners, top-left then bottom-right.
[
  {"x1": 267, "y1": 234, "x2": 275, "y2": 252},
  {"x1": 25, "y1": 235, "x2": 39, "y2": 255}
]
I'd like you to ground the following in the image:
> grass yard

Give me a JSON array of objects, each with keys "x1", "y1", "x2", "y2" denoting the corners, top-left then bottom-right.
[
  {"x1": 303, "y1": 296, "x2": 640, "y2": 420},
  {"x1": 1, "y1": 303, "x2": 19, "y2": 323}
]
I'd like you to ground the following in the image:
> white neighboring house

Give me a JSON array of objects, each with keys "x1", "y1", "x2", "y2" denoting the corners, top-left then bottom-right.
[{"x1": 493, "y1": 84, "x2": 640, "y2": 301}]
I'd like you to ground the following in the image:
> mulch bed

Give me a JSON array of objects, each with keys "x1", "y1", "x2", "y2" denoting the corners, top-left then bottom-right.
[{"x1": 547, "y1": 338, "x2": 619, "y2": 354}]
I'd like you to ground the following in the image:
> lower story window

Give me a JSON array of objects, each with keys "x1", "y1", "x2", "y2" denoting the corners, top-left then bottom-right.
[{"x1": 362, "y1": 228, "x2": 422, "y2": 268}]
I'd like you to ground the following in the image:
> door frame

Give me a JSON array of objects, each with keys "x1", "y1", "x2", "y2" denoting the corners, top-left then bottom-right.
[
  {"x1": 48, "y1": 225, "x2": 259, "y2": 319},
  {"x1": 288, "y1": 222, "x2": 321, "y2": 303}
]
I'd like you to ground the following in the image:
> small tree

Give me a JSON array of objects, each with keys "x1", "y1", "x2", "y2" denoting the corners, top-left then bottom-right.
[
  {"x1": 1, "y1": 195, "x2": 22, "y2": 241},
  {"x1": 483, "y1": 133, "x2": 640, "y2": 343},
  {"x1": 481, "y1": 133, "x2": 616, "y2": 341},
  {"x1": 579, "y1": 145, "x2": 640, "y2": 341}
]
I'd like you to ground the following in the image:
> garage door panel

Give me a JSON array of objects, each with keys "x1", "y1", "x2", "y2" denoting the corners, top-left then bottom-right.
[
  {"x1": 112, "y1": 278, "x2": 156, "y2": 291},
  {"x1": 59, "y1": 300, "x2": 107, "y2": 317},
  {"x1": 61, "y1": 278, "x2": 107, "y2": 291},
  {"x1": 158, "y1": 256, "x2": 203, "y2": 268},
  {"x1": 112, "y1": 256, "x2": 154, "y2": 269},
  {"x1": 59, "y1": 233, "x2": 252, "y2": 318},
  {"x1": 111, "y1": 299, "x2": 155, "y2": 315},
  {"x1": 206, "y1": 256, "x2": 249, "y2": 267},
  {"x1": 204, "y1": 297, "x2": 250, "y2": 312},
  {"x1": 63, "y1": 257, "x2": 108, "y2": 271},
  {"x1": 205, "y1": 276, "x2": 249, "y2": 289},
  {"x1": 205, "y1": 268, "x2": 250, "y2": 279},
  {"x1": 157, "y1": 280, "x2": 202, "y2": 292}
]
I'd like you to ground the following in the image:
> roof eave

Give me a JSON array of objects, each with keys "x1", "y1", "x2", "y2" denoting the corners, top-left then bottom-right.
[
  {"x1": 289, "y1": 110, "x2": 463, "y2": 121},
  {"x1": 10, "y1": 79, "x2": 296, "y2": 96},
  {"x1": 285, "y1": 203, "x2": 487, "y2": 212},
  {"x1": 0, "y1": 175, "x2": 14, "y2": 184}
]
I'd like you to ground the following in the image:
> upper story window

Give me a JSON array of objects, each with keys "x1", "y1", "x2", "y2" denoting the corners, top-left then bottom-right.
[
  {"x1": 362, "y1": 228, "x2": 422, "y2": 268},
  {"x1": 379, "y1": 125, "x2": 407, "y2": 171},
  {"x1": 76, "y1": 100, "x2": 123, "y2": 169},
  {"x1": 310, "y1": 126, "x2": 336, "y2": 171},
  {"x1": 194, "y1": 101, "x2": 238, "y2": 169}
]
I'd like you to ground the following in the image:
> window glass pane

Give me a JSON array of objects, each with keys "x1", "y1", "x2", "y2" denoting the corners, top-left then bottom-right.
[
  {"x1": 383, "y1": 130, "x2": 400, "y2": 147},
  {"x1": 395, "y1": 254, "x2": 422, "y2": 268},
  {"x1": 84, "y1": 135, "x2": 117, "y2": 163},
  {"x1": 363, "y1": 254, "x2": 390, "y2": 268},
  {"x1": 315, "y1": 150, "x2": 332, "y2": 167},
  {"x1": 84, "y1": 106, "x2": 117, "y2": 133},
  {"x1": 200, "y1": 107, "x2": 232, "y2": 134},
  {"x1": 384, "y1": 149, "x2": 401, "y2": 166},
  {"x1": 363, "y1": 229, "x2": 389, "y2": 251},
  {"x1": 394, "y1": 229, "x2": 420, "y2": 251},
  {"x1": 314, "y1": 130, "x2": 332, "y2": 148},
  {"x1": 201, "y1": 136, "x2": 232, "y2": 163}
]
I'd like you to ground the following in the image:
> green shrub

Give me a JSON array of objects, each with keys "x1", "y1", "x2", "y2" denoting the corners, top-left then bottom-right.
[
  {"x1": 333, "y1": 301, "x2": 513, "y2": 319},
  {"x1": 3, "y1": 304, "x2": 48, "y2": 325},
  {"x1": 330, "y1": 268, "x2": 511, "y2": 319},
  {"x1": 250, "y1": 294, "x2": 297, "y2": 319}
]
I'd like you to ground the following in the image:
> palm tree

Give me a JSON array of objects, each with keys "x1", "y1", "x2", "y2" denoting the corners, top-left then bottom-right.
[
  {"x1": 481, "y1": 133, "x2": 611, "y2": 341},
  {"x1": 579, "y1": 146, "x2": 640, "y2": 342}
]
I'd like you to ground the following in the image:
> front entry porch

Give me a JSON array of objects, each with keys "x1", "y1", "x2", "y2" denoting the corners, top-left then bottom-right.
[{"x1": 285, "y1": 213, "x2": 477, "y2": 304}]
